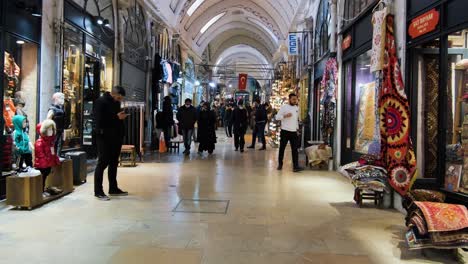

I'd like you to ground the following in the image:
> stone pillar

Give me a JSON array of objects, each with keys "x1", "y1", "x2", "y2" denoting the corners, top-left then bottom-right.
[
  {"x1": 329, "y1": 0, "x2": 338, "y2": 53},
  {"x1": 40, "y1": 0, "x2": 61, "y2": 122}
]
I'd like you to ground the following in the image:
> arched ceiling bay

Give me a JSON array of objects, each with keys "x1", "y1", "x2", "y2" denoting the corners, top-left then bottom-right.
[{"x1": 153, "y1": 0, "x2": 303, "y2": 63}]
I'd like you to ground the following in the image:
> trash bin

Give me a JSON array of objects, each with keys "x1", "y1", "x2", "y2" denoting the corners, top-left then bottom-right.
[{"x1": 65, "y1": 151, "x2": 87, "y2": 185}]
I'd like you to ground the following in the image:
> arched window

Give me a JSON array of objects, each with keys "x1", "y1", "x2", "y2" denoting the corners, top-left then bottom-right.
[
  {"x1": 343, "y1": 0, "x2": 375, "y2": 26},
  {"x1": 314, "y1": 0, "x2": 331, "y2": 61},
  {"x1": 122, "y1": 3, "x2": 148, "y2": 67},
  {"x1": 72, "y1": 0, "x2": 115, "y2": 30}
]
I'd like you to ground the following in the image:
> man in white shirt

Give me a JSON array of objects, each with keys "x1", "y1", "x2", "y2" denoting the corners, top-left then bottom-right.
[{"x1": 275, "y1": 93, "x2": 303, "y2": 172}]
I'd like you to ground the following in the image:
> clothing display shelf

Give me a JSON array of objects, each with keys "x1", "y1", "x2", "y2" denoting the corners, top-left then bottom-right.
[{"x1": 122, "y1": 102, "x2": 145, "y2": 161}]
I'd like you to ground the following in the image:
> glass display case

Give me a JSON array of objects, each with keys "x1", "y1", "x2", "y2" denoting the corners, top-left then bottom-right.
[{"x1": 62, "y1": 24, "x2": 84, "y2": 150}]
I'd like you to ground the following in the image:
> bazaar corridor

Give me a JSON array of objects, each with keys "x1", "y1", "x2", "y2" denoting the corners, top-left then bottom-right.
[{"x1": 0, "y1": 135, "x2": 455, "y2": 264}]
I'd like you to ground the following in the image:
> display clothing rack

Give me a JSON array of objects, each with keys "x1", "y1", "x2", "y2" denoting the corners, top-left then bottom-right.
[{"x1": 122, "y1": 102, "x2": 145, "y2": 160}]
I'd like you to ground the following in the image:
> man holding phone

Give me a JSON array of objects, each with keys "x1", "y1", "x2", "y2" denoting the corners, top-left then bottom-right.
[
  {"x1": 93, "y1": 86, "x2": 129, "y2": 200},
  {"x1": 275, "y1": 93, "x2": 303, "y2": 172}
]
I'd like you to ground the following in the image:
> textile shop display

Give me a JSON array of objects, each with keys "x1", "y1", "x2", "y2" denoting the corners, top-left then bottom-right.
[
  {"x1": 403, "y1": 191, "x2": 468, "y2": 249},
  {"x1": 305, "y1": 144, "x2": 332, "y2": 168},
  {"x1": 354, "y1": 82, "x2": 380, "y2": 155},
  {"x1": 339, "y1": 162, "x2": 390, "y2": 194},
  {"x1": 320, "y1": 58, "x2": 338, "y2": 147},
  {"x1": 372, "y1": 5, "x2": 417, "y2": 195}
]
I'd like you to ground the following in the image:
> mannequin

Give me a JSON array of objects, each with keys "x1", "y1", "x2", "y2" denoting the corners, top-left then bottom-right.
[
  {"x1": 3, "y1": 96, "x2": 16, "y2": 133},
  {"x1": 12, "y1": 115, "x2": 33, "y2": 170},
  {"x1": 47, "y1": 92, "x2": 66, "y2": 156},
  {"x1": 34, "y1": 120, "x2": 60, "y2": 196},
  {"x1": 14, "y1": 91, "x2": 29, "y2": 132}
]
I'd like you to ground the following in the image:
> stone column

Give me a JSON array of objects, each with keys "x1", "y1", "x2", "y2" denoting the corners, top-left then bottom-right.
[
  {"x1": 329, "y1": 0, "x2": 338, "y2": 53},
  {"x1": 40, "y1": 0, "x2": 62, "y2": 121}
]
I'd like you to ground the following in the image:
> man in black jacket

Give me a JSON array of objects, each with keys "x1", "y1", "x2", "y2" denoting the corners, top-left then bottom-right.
[
  {"x1": 93, "y1": 86, "x2": 128, "y2": 201},
  {"x1": 231, "y1": 100, "x2": 248, "y2": 152},
  {"x1": 177, "y1": 98, "x2": 197, "y2": 155},
  {"x1": 247, "y1": 99, "x2": 267, "y2": 150}
]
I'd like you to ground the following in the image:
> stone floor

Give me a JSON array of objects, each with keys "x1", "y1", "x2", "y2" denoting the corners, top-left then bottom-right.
[{"x1": 0, "y1": 134, "x2": 460, "y2": 263}]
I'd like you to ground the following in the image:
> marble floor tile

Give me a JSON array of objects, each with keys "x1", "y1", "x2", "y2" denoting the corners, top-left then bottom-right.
[{"x1": 0, "y1": 133, "x2": 457, "y2": 263}]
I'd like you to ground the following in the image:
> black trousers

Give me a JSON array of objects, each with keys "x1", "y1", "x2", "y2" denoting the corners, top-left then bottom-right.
[
  {"x1": 94, "y1": 135, "x2": 122, "y2": 195},
  {"x1": 278, "y1": 130, "x2": 299, "y2": 168},
  {"x1": 234, "y1": 130, "x2": 245, "y2": 150},
  {"x1": 19, "y1": 153, "x2": 33, "y2": 168},
  {"x1": 225, "y1": 121, "x2": 233, "y2": 137},
  {"x1": 251, "y1": 122, "x2": 266, "y2": 147},
  {"x1": 39, "y1": 167, "x2": 52, "y2": 191}
]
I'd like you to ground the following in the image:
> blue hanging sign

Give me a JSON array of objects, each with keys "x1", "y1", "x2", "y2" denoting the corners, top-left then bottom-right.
[{"x1": 288, "y1": 34, "x2": 298, "y2": 55}]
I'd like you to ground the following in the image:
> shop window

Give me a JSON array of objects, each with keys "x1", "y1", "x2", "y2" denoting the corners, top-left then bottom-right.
[
  {"x1": 3, "y1": 34, "x2": 39, "y2": 141},
  {"x1": 100, "y1": 45, "x2": 113, "y2": 92},
  {"x1": 62, "y1": 24, "x2": 84, "y2": 150},
  {"x1": 343, "y1": 61, "x2": 352, "y2": 149},
  {"x1": 353, "y1": 50, "x2": 377, "y2": 155},
  {"x1": 411, "y1": 40, "x2": 440, "y2": 179},
  {"x1": 343, "y1": 0, "x2": 375, "y2": 27},
  {"x1": 444, "y1": 30, "x2": 468, "y2": 194},
  {"x1": 314, "y1": 0, "x2": 330, "y2": 61}
]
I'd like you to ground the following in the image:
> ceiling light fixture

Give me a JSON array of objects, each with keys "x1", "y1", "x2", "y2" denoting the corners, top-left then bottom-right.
[
  {"x1": 96, "y1": 16, "x2": 104, "y2": 25},
  {"x1": 31, "y1": 6, "x2": 41, "y2": 17},
  {"x1": 103, "y1": 19, "x2": 110, "y2": 28},
  {"x1": 16, "y1": 40, "x2": 25, "y2": 45},
  {"x1": 200, "y1": 12, "x2": 226, "y2": 34}
]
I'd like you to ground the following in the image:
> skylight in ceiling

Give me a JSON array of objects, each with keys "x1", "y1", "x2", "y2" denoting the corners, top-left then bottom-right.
[
  {"x1": 200, "y1": 12, "x2": 226, "y2": 34},
  {"x1": 187, "y1": 0, "x2": 205, "y2": 16}
]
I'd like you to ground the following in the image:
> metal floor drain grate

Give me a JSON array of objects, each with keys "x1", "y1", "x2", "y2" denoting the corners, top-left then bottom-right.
[{"x1": 173, "y1": 199, "x2": 230, "y2": 214}]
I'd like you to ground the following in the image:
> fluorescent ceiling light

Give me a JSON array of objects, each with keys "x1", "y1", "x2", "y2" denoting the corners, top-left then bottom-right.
[
  {"x1": 187, "y1": 0, "x2": 205, "y2": 16},
  {"x1": 200, "y1": 13, "x2": 226, "y2": 34}
]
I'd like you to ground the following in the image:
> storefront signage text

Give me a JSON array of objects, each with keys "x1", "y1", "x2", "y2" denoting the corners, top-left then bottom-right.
[
  {"x1": 342, "y1": 35, "x2": 352, "y2": 51},
  {"x1": 288, "y1": 34, "x2": 298, "y2": 55},
  {"x1": 408, "y1": 9, "x2": 439, "y2": 39}
]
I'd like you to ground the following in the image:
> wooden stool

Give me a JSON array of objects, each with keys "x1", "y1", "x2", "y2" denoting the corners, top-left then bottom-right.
[
  {"x1": 168, "y1": 140, "x2": 183, "y2": 153},
  {"x1": 120, "y1": 145, "x2": 136, "y2": 167},
  {"x1": 354, "y1": 188, "x2": 384, "y2": 207}
]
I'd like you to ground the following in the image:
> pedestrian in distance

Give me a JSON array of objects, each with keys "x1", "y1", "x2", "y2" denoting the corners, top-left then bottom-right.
[
  {"x1": 176, "y1": 98, "x2": 198, "y2": 155},
  {"x1": 197, "y1": 102, "x2": 217, "y2": 155},
  {"x1": 231, "y1": 100, "x2": 249, "y2": 153}
]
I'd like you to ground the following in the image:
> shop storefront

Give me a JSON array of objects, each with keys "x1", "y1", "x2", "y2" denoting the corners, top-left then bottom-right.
[
  {"x1": 340, "y1": 0, "x2": 379, "y2": 165},
  {"x1": 0, "y1": 0, "x2": 42, "y2": 198},
  {"x1": 62, "y1": 0, "x2": 115, "y2": 157},
  {"x1": 311, "y1": 0, "x2": 331, "y2": 142},
  {"x1": 406, "y1": 0, "x2": 468, "y2": 205}
]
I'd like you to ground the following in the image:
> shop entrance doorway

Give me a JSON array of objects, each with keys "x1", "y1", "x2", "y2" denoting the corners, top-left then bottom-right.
[{"x1": 82, "y1": 56, "x2": 101, "y2": 157}]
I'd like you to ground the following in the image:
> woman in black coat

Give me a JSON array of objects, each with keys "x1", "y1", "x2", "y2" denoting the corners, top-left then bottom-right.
[
  {"x1": 197, "y1": 102, "x2": 217, "y2": 154},
  {"x1": 162, "y1": 96, "x2": 174, "y2": 145}
]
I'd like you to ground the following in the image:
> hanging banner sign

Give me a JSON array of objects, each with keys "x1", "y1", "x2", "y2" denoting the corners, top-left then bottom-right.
[
  {"x1": 408, "y1": 9, "x2": 439, "y2": 39},
  {"x1": 288, "y1": 34, "x2": 298, "y2": 55},
  {"x1": 342, "y1": 35, "x2": 352, "y2": 51},
  {"x1": 238, "y1": 73, "x2": 248, "y2": 90}
]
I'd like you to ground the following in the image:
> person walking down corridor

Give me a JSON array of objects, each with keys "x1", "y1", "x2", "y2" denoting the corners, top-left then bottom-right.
[
  {"x1": 93, "y1": 86, "x2": 129, "y2": 201},
  {"x1": 224, "y1": 104, "x2": 233, "y2": 137},
  {"x1": 232, "y1": 100, "x2": 248, "y2": 153},
  {"x1": 248, "y1": 99, "x2": 267, "y2": 150},
  {"x1": 177, "y1": 98, "x2": 197, "y2": 155},
  {"x1": 276, "y1": 93, "x2": 303, "y2": 172},
  {"x1": 197, "y1": 102, "x2": 217, "y2": 155},
  {"x1": 162, "y1": 96, "x2": 174, "y2": 147}
]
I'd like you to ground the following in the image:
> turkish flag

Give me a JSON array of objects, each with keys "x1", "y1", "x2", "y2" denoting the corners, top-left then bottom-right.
[{"x1": 238, "y1": 73, "x2": 248, "y2": 90}]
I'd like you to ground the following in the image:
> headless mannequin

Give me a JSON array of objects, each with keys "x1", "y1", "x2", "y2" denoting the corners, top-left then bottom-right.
[{"x1": 47, "y1": 93, "x2": 66, "y2": 156}]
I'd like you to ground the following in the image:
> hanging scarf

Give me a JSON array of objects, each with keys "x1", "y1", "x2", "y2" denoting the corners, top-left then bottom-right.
[
  {"x1": 379, "y1": 14, "x2": 417, "y2": 196},
  {"x1": 320, "y1": 58, "x2": 338, "y2": 147},
  {"x1": 370, "y1": 7, "x2": 388, "y2": 72}
]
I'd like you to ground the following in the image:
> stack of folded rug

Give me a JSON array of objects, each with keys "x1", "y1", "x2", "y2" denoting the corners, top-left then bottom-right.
[
  {"x1": 339, "y1": 160, "x2": 389, "y2": 193},
  {"x1": 404, "y1": 190, "x2": 468, "y2": 249}
]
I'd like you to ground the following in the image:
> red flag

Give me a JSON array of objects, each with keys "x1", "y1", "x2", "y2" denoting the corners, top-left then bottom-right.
[{"x1": 238, "y1": 74, "x2": 248, "y2": 90}]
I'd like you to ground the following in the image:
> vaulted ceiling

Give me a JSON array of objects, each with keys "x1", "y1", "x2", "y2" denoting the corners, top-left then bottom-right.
[{"x1": 151, "y1": 0, "x2": 306, "y2": 80}]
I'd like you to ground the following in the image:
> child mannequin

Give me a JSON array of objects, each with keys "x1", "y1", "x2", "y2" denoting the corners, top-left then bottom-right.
[
  {"x1": 12, "y1": 115, "x2": 33, "y2": 170},
  {"x1": 34, "y1": 120, "x2": 60, "y2": 196}
]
